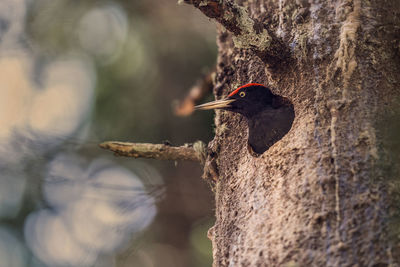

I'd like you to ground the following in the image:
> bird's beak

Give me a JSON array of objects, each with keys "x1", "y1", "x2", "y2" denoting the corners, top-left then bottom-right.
[{"x1": 194, "y1": 98, "x2": 235, "y2": 110}]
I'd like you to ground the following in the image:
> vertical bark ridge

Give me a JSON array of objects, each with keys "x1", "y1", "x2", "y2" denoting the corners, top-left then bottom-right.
[{"x1": 191, "y1": 0, "x2": 400, "y2": 265}]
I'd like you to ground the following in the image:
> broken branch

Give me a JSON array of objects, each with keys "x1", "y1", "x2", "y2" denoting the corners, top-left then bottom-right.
[
  {"x1": 99, "y1": 141, "x2": 207, "y2": 163},
  {"x1": 183, "y1": 0, "x2": 289, "y2": 66},
  {"x1": 173, "y1": 69, "x2": 215, "y2": 116}
]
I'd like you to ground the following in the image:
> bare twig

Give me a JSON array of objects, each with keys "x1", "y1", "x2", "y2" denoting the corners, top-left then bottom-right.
[
  {"x1": 183, "y1": 0, "x2": 289, "y2": 66},
  {"x1": 99, "y1": 141, "x2": 207, "y2": 163}
]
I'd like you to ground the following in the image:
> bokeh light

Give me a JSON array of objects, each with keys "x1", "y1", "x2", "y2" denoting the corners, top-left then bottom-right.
[
  {"x1": 78, "y1": 4, "x2": 128, "y2": 64},
  {"x1": 26, "y1": 156, "x2": 156, "y2": 266},
  {"x1": 1, "y1": 0, "x2": 216, "y2": 266}
]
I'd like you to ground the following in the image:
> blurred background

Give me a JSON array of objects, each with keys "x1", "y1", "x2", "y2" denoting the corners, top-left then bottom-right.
[{"x1": 0, "y1": 0, "x2": 217, "y2": 266}]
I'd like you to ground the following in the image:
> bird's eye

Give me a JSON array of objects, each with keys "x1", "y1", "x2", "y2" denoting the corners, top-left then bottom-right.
[{"x1": 239, "y1": 92, "x2": 246, "y2": 97}]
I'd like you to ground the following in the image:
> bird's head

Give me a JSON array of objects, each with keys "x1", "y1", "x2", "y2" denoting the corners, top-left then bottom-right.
[{"x1": 195, "y1": 83, "x2": 274, "y2": 117}]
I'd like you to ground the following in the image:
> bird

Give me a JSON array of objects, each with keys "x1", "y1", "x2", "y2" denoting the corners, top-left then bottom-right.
[{"x1": 195, "y1": 83, "x2": 294, "y2": 154}]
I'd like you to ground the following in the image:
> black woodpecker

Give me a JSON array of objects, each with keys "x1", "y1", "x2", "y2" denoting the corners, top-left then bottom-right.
[{"x1": 195, "y1": 83, "x2": 294, "y2": 154}]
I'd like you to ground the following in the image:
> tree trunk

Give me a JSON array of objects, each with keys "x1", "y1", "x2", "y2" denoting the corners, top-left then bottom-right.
[{"x1": 185, "y1": 0, "x2": 400, "y2": 266}]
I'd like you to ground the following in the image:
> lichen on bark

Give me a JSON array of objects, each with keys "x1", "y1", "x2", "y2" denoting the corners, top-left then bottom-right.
[{"x1": 185, "y1": 0, "x2": 400, "y2": 266}]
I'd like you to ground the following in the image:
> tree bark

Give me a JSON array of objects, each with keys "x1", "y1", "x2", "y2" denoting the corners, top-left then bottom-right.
[
  {"x1": 99, "y1": 141, "x2": 206, "y2": 162},
  {"x1": 186, "y1": 0, "x2": 400, "y2": 266}
]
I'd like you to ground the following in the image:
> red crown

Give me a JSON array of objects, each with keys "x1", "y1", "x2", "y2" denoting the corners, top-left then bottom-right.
[{"x1": 228, "y1": 83, "x2": 265, "y2": 97}]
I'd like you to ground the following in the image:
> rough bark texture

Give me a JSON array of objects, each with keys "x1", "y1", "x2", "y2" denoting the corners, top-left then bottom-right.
[{"x1": 188, "y1": 0, "x2": 400, "y2": 266}]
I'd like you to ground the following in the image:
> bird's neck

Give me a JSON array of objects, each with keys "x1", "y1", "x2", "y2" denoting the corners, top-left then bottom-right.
[{"x1": 242, "y1": 106, "x2": 273, "y2": 120}]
